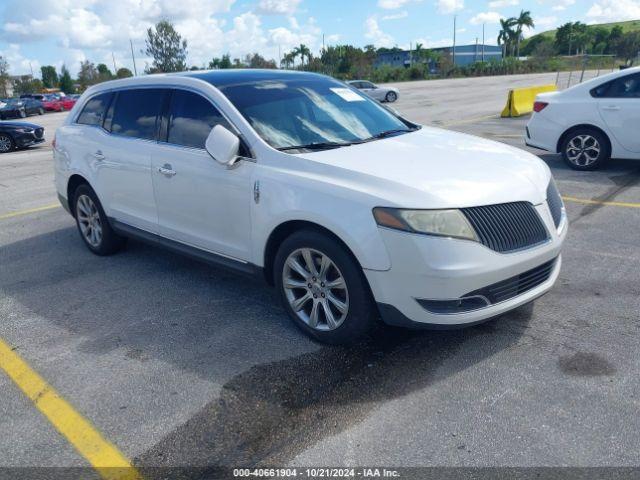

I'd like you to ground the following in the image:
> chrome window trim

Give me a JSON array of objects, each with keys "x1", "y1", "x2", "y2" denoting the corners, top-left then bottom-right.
[{"x1": 73, "y1": 83, "x2": 256, "y2": 161}]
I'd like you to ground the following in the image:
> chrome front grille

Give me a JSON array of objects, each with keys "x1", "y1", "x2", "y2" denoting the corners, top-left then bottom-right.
[
  {"x1": 461, "y1": 202, "x2": 549, "y2": 253},
  {"x1": 546, "y1": 180, "x2": 564, "y2": 228}
]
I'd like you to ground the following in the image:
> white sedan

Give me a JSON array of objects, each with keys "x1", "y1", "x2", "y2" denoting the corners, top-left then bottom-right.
[
  {"x1": 347, "y1": 80, "x2": 399, "y2": 102},
  {"x1": 526, "y1": 66, "x2": 640, "y2": 170}
]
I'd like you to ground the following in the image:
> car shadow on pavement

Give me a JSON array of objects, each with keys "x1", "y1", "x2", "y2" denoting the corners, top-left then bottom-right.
[{"x1": 0, "y1": 226, "x2": 535, "y2": 477}]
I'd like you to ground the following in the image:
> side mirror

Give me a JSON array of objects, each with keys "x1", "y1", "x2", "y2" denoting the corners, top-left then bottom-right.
[{"x1": 205, "y1": 125, "x2": 240, "y2": 166}]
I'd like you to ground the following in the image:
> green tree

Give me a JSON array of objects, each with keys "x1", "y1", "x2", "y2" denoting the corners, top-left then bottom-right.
[
  {"x1": 514, "y1": 10, "x2": 534, "y2": 58},
  {"x1": 244, "y1": 53, "x2": 277, "y2": 69},
  {"x1": 78, "y1": 60, "x2": 98, "y2": 90},
  {"x1": 144, "y1": 20, "x2": 188, "y2": 73},
  {"x1": 294, "y1": 44, "x2": 311, "y2": 67},
  {"x1": 0, "y1": 56, "x2": 9, "y2": 97},
  {"x1": 498, "y1": 18, "x2": 516, "y2": 57},
  {"x1": 58, "y1": 65, "x2": 74, "y2": 93},
  {"x1": 116, "y1": 67, "x2": 133, "y2": 78},
  {"x1": 613, "y1": 31, "x2": 640, "y2": 66},
  {"x1": 14, "y1": 76, "x2": 44, "y2": 96},
  {"x1": 96, "y1": 63, "x2": 113, "y2": 81},
  {"x1": 41, "y1": 65, "x2": 58, "y2": 88}
]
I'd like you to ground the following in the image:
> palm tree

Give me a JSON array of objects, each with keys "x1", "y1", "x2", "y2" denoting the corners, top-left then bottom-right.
[
  {"x1": 514, "y1": 10, "x2": 534, "y2": 58},
  {"x1": 294, "y1": 44, "x2": 311, "y2": 68},
  {"x1": 281, "y1": 51, "x2": 296, "y2": 69},
  {"x1": 497, "y1": 18, "x2": 516, "y2": 58}
]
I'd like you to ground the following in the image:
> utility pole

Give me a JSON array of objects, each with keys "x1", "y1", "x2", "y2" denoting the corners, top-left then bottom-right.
[
  {"x1": 278, "y1": 45, "x2": 282, "y2": 69},
  {"x1": 482, "y1": 23, "x2": 485, "y2": 62},
  {"x1": 29, "y1": 62, "x2": 34, "y2": 77},
  {"x1": 452, "y1": 15, "x2": 457, "y2": 67},
  {"x1": 112, "y1": 52, "x2": 117, "y2": 74},
  {"x1": 130, "y1": 39, "x2": 138, "y2": 76},
  {"x1": 409, "y1": 41, "x2": 413, "y2": 66},
  {"x1": 475, "y1": 37, "x2": 478, "y2": 63}
]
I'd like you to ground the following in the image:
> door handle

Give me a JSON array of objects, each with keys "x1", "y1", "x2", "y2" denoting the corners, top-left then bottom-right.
[
  {"x1": 158, "y1": 164, "x2": 177, "y2": 177},
  {"x1": 92, "y1": 150, "x2": 105, "y2": 161},
  {"x1": 602, "y1": 105, "x2": 621, "y2": 111}
]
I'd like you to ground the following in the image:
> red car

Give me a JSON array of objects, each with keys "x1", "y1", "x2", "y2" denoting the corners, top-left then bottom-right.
[
  {"x1": 61, "y1": 94, "x2": 80, "y2": 110},
  {"x1": 42, "y1": 94, "x2": 65, "y2": 112}
]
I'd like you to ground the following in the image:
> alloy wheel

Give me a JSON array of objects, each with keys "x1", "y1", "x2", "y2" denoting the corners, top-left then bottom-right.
[
  {"x1": 566, "y1": 134, "x2": 601, "y2": 167},
  {"x1": 0, "y1": 135, "x2": 12, "y2": 152},
  {"x1": 282, "y1": 248, "x2": 349, "y2": 331},
  {"x1": 76, "y1": 194, "x2": 103, "y2": 248}
]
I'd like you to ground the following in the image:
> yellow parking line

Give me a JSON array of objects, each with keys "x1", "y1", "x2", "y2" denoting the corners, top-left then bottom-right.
[
  {"x1": 0, "y1": 203, "x2": 60, "y2": 220},
  {"x1": 0, "y1": 338, "x2": 142, "y2": 480},
  {"x1": 562, "y1": 196, "x2": 640, "y2": 209}
]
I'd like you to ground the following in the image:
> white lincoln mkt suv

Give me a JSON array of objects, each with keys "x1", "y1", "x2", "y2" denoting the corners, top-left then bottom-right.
[{"x1": 53, "y1": 70, "x2": 567, "y2": 344}]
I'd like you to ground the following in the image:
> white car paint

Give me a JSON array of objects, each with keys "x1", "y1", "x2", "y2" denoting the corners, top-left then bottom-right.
[
  {"x1": 347, "y1": 80, "x2": 399, "y2": 102},
  {"x1": 54, "y1": 71, "x2": 565, "y2": 331},
  {"x1": 526, "y1": 66, "x2": 640, "y2": 159}
]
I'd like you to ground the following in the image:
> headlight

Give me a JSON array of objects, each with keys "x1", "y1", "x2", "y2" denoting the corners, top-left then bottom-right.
[
  {"x1": 15, "y1": 128, "x2": 33, "y2": 133},
  {"x1": 373, "y1": 207, "x2": 479, "y2": 241}
]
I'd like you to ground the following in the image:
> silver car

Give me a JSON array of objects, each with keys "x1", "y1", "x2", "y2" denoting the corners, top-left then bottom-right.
[{"x1": 347, "y1": 80, "x2": 399, "y2": 103}]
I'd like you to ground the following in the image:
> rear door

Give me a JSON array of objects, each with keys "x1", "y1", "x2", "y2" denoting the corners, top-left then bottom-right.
[
  {"x1": 151, "y1": 88, "x2": 254, "y2": 261},
  {"x1": 597, "y1": 73, "x2": 640, "y2": 153},
  {"x1": 360, "y1": 81, "x2": 382, "y2": 100},
  {"x1": 91, "y1": 88, "x2": 166, "y2": 232}
]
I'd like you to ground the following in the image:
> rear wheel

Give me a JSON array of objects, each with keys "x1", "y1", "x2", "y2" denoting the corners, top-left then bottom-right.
[
  {"x1": 385, "y1": 91, "x2": 398, "y2": 103},
  {"x1": 274, "y1": 230, "x2": 377, "y2": 344},
  {"x1": 561, "y1": 128, "x2": 610, "y2": 171},
  {"x1": 0, "y1": 134, "x2": 14, "y2": 153},
  {"x1": 73, "y1": 184, "x2": 126, "y2": 255},
  {"x1": 38, "y1": 108, "x2": 44, "y2": 115}
]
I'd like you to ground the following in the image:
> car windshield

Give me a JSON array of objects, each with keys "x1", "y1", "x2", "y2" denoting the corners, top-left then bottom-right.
[{"x1": 219, "y1": 76, "x2": 414, "y2": 151}]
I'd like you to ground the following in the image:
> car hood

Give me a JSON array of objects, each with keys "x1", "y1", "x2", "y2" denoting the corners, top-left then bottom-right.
[
  {"x1": 293, "y1": 127, "x2": 550, "y2": 209},
  {"x1": 0, "y1": 121, "x2": 42, "y2": 129}
]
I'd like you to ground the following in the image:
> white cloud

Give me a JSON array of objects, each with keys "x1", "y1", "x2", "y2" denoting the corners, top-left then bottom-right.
[
  {"x1": 256, "y1": 0, "x2": 302, "y2": 15},
  {"x1": 325, "y1": 34, "x2": 341, "y2": 44},
  {"x1": 549, "y1": 0, "x2": 575, "y2": 11},
  {"x1": 378, "y1": 0, "x2": 409, "y2": 8},
  {"x1": 436, "y1": 0, "x2": 464, "y2": 14},
  {"x1": 586, "y1": 0, "x2": 640, "y2": 22},
  {"x1": 488, "y1": 0, "x2": 518, "y2": 7},
  {"x1": 364, "y1": 16, "x2": 394, "y2": 47},
  {"x1": 382, "y1": 10, "x2": 409, "y2": 20},
  {"x1": 470, "y1": 11, "x2": 501, "y2": 25},
  {"x1": 2, "y1": 44, "x2": 41, "y2": 76}
]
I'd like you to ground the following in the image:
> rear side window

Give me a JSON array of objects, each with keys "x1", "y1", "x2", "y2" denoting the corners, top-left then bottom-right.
[
  {"x1": 110, "y1": 89, "x2": 166, "y2": 140},
  {"x1": 166, "y1": 90, "x2": 230, "y2": 149},
  {"x1": 592, "y1": 74, "x2": 640, "y2": 98},
  {"x1": 77, "y1": 93, "x2": 113, "y2": 127}
]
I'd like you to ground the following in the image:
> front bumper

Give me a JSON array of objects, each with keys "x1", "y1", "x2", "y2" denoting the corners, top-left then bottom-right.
[
  {"x1": 15, "y1": 132, "x2": 45, "y2": 148},
  {"x1": 367, "y1": 203, "x2": 567, "y2": 328}
]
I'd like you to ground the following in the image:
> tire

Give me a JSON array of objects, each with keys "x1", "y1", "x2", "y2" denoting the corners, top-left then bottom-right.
[
  {"x1": 38, "y1": 108, "x2": 44, "y2": 115},
  {"x1": 274, "y1": 229, "x2": 377, "y2": 344},
  {"x1": 385, "y1": 91, "x2": 398, "y2": 103},
  {"x1": 72, "y1": 184, "x2": 126, "y2": 255},
  {"x1": 0, "y1": 133, "x2": 14, "y2": 153},
  {"x1": 560, "y1": 128, "x2": 610, "y2": 171},
  {"x1": 19, "y1": 109, "x2": 26, "y2": 118}
]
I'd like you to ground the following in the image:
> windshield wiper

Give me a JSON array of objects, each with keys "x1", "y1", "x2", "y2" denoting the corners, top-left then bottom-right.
[
  {"x1": 373, "y1": 127, "x2": 417, "y2": 139},
  {"x1": 278, "y1": 141, "x2": 352, "y2": 152}
]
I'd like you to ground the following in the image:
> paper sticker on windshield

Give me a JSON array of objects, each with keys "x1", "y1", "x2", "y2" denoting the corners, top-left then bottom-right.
[{"x1": 330, "y1": 88, "x2": 366, "y2": 102}]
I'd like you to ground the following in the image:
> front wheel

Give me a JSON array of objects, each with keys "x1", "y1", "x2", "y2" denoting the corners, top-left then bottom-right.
[
  {"x1": 561, "y1": 128, "x2": 610, "y2": 171},
  {"x1": 38, "y1": 108, "x2": 44, "y2": 115},
  {"x1": 19, "y1": 109, "x2": 26, "y2": 118},
  {"x1": 0, "y1": 134, "x2": 14, "y2": 153},
  {"x1": 73, "y1": 184, "x2": 126, "y2": 255},
  {"x1": 385, "y1": 91, "x2": 398, "y2": 103},
  {"x1": 274, "y1": 230, "x2": 377, "y2": 344}
]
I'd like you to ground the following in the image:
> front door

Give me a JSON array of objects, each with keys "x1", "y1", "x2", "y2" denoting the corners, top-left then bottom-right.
[{"x1": 151, "y1": 89, "x2": 254, "y2": 261}]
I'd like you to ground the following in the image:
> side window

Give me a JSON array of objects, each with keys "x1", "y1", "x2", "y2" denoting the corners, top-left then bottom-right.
[
  {"x1": 593, "y1": 74, "x2": 640, "y2": 98},
  {"x1": 110, "y1": 89, "x2": 166, "y2": 140},
  {"x1": 362, "y1": 82, "x2": 375, "y2": 89},
  {"x1": 166, "y1": 90, "x2": 231, "y2": 149},
  {"x1": 76, "y1": 93, "x2": 113, "y2": 127}
]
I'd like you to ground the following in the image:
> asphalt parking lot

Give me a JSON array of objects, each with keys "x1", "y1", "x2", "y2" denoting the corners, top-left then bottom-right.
[{"x1": 1, "y1": 73, "x2": 639, "y2": 478}]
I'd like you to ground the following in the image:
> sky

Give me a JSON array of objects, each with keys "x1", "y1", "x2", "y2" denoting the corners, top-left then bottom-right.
[{"x1": 1, "y1": 0, "x2": 639, "y2": 77}]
